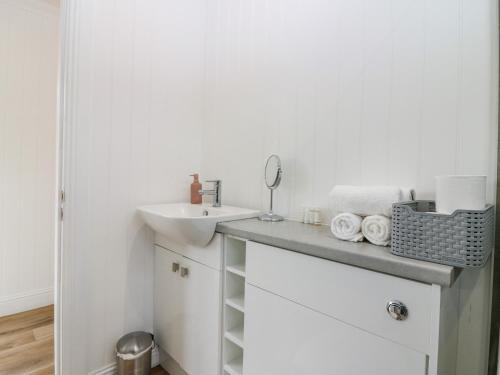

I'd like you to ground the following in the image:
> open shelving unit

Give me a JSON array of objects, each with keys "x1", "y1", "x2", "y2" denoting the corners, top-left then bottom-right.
[{"x1": 222, "y1": 236, "x2": 247, "y2": 375}]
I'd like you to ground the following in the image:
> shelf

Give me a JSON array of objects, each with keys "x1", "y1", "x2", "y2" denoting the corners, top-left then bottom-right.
[
  {"x1": 224, "y1": 235, "x2": 246, "y2": 375},
  {"x1": 224, "y1": 355, "x2": 243, "y2": 375},
  {"x1": 226, "y1": 264, "x2": 246, "y2": 278},
  {"x1": 225, "y1": 325, "x2": 244, "y2": 348},
  {"x1": 226, "y1": 294, "x2": 245, "y2": 312}
]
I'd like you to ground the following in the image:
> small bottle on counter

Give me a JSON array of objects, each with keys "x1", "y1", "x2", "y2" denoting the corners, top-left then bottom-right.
[
  {"x1": 303, "y1": 207, "x2": 321, "y2": 225},
  {"x1": 303, "y1": 207, "x2": 311, "y2": 223},
  {"x1": 310, "y1": 207, "x2": 321, "y2": 225},
  {"x1": 190, "y1": 173, "x2": 202, "y2": 204}
]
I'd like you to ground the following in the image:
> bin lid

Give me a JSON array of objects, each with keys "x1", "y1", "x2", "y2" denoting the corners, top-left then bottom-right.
[{"x1": 116, "y1": 331, "x2": 153, "y2": 357}]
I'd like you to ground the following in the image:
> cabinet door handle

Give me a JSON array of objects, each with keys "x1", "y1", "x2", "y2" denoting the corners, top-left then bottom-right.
[
  {"x1": 180, "y1": 267, "x2": 189, "y2": 278},
  {"x1": 172, "y1": 262, "x2": 180, "y2": 273},
  {"x1": 386, "y1": 300, "x2": 408, "y2": 321}
]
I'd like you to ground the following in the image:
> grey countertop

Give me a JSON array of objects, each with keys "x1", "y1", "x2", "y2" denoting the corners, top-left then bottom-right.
[{"x1": 216, "y1": 218, "x2": 458, "y2": 287}]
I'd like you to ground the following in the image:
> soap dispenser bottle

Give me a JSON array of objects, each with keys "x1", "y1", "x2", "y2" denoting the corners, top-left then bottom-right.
[{"x1": 190, "y1": 174, "x2": 202, "y2": 204}]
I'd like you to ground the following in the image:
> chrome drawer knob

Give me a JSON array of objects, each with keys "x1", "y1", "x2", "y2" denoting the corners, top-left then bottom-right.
[
  {"x1": 386, "y1": 300, "x2": 408, "y2": 321},
  {"x1": 172, "y1": 262, "x2": 180, "y2": 273},
  {"x1": 180, "y1": 267, "x2": 189, "y2": 278}
]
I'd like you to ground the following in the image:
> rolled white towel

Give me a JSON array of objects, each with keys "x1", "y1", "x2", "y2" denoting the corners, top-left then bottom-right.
[
  {"x1": 329, "y1": 185, "x2": 414, "y2": 218},
  {"x1": 362, "y1": 215, "x2": 392, "y2": 246},
  {"x1": 331, "y1": 213, "x2": 364, "y2": 242}
]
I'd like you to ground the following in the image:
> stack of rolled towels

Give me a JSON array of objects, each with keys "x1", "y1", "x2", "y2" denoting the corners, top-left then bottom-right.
[{"x1": 329, "y1": 186, "x2": 414, "y2": 247}]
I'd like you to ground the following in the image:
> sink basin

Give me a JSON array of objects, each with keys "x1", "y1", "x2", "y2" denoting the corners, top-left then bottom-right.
[{"x1": 137, "y1": 203, "x2": 260, "y2": 247}]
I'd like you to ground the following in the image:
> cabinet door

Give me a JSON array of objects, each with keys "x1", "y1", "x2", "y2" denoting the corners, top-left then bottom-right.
[
  {"x1": 154, "y1": 246, "x2": 183, "y2": 364},
  {"x1": 178, "y1": 256, "x2": 221, "y2": 375},
  {"x1": 246, "y1": 241, "x2": 433, "y2": 353},
  {"x1": 243, "y1": 284, "x2": 427, "y2": 375}
]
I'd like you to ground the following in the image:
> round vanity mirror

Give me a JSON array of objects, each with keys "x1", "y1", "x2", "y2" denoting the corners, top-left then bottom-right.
[
  {"x1": 259, "y1": 154, "x2": 284, "y2": 222},
  {"x1": 264, "y1": 154, "x2": 282, "y2": 189}
]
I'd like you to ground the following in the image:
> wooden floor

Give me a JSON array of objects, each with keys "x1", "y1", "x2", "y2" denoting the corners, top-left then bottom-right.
[
  {"x1": 152, "y1": 365, "x2": 169, "y2": 374},
  {"x1": 0, "y1": 305, "x2": 169, "y2": 375},
  {"x1": 0, "y1": 305, "x2": 54, "y2": 374}
]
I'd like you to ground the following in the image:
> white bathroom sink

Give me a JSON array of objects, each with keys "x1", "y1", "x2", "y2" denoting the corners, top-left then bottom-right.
[{"x1": 137, "y1": 203, "x2": 260, "y2": 247}]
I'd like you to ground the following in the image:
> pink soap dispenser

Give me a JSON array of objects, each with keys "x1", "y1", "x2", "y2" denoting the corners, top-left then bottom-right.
[{"x1": 190, "y1": 174, "x2": 202, "y2": 204}]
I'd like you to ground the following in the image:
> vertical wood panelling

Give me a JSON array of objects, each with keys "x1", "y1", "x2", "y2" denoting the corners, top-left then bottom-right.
[
  {"x1": 0, "y1": 0, "x2": 58, "y2": 315},
  {"x1": 388, "y1": 0, "x2": 425, "y2": 188},
  {"x1": 61, "y1": 0, "x2": 205, "y2": 373},
  {"x1": 201, "y1": 0, "x2": 498, "y2": 223},
  {"x1": 418, "y1": 0, "x2": 460, "y2": 197},
  {"x1": 62, "y1": 0, "x2": 498, "y2": 373},
  {"x1": 199, "y1": 3, "x2": 498, "y2": 374}
]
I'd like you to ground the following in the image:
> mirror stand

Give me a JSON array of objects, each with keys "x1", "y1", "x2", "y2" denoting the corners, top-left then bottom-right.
[
  {"x1": 259, "y1": 154, "x2": 284, "y2": 222},
  {"x1": 259, "y1": 185, "x2": 284, "y2": 222}
]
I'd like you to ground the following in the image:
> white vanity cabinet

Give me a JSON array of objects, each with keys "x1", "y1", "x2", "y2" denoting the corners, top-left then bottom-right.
[
  {"x1": 154, "y1": 246, "x2": 183, "y2": 365},
  {"x1": 244, "y1": 285, "x2": 427, "y2": 375},
  {"x1": 241, "y1": 241, "x2": 460, "y2": 375},
  {"x1": 154, "y1": 236, "x2": 222, "y2": 375},
  {"x1": 153, "y1": 230, "x2": 466, "y2": 375}
]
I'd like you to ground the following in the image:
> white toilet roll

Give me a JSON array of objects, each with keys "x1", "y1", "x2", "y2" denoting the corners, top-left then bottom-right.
[{"x1": 435, "y1": 175, "x2": 486, "y2": 214}]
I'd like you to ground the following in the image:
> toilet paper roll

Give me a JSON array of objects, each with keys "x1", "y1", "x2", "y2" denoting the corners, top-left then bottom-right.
[{"x1": 435, "y1": 175, "x2": 486, "y2": 214}]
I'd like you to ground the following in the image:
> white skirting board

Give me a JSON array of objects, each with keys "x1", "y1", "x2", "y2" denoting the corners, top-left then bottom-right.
[
  {"x1": 0, "y1": 287, "x2": 54, "y2": 317},
  {"x1": 89, "y1": 347, "x2": 160, "y2": 375}
]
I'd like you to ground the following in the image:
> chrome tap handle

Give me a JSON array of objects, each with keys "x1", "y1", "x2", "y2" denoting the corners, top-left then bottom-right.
[{"x1": 203, "y1": 180, "x2": 222, "y2": 207}]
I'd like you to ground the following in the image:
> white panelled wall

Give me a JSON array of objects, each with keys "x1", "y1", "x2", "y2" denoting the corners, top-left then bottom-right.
[
  {"x1": 201, "y1": 0, "x2": 498, "y2": 223},
  {"x1": 61, "y1": 0, "x2": 205, "y2": 373},
  {"x1": 61, "y1": 0, "x2": 499, "y2": 374},
  {"x1": 200, "y1": 2, "x2": 498, "y2": 375},
  {"x1": 0, "y1": 0, "x2": 59, "y2": 316},
  {"x1": 200, "y1": 2, "x2": 498, "y2": 374}
]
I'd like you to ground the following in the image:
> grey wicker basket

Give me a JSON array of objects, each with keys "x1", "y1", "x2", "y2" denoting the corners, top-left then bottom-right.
[{"x1": 391, "y1": 200, "x2": 494, "y2": 268}]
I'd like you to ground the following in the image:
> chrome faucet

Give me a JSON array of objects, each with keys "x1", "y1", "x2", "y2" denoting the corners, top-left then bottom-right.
[{"x1": 199, "y1": 180, "x2": 222, "y2": 207}]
